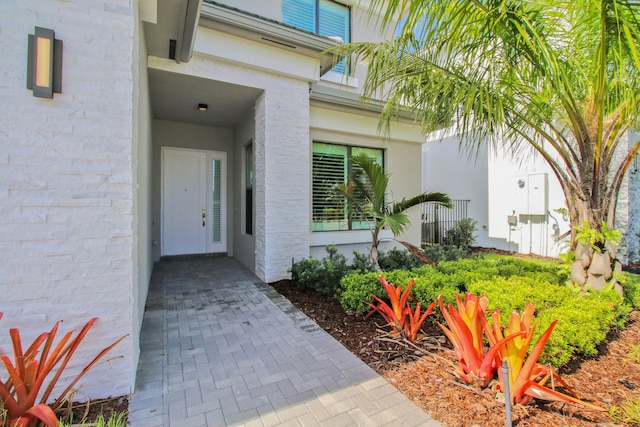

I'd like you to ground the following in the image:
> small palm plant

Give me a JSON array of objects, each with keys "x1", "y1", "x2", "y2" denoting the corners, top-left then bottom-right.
[{"x1": 335, "y1": 153, "x2": 451, "y2": 269}]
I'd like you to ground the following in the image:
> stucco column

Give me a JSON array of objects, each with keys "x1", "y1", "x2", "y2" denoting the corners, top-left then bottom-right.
[{"x1": 254, "y1": 82, "x2": 311, "y2": 282}]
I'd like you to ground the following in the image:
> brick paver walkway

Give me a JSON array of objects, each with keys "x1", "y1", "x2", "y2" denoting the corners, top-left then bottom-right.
[{"x1": 128, "y1": 257, "x2": 441, "y2": 426}]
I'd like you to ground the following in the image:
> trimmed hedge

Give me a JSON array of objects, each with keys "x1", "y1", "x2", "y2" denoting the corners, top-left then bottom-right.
[
  {"x1": 338, "y1": 254, "x2": 636, "y2": 367},
  {"x1": 467, "y1": 276, "x2": 628, "y2": 366},
  {"x1": 339, "y1": 268, "x2": 458, "y2": 314}
]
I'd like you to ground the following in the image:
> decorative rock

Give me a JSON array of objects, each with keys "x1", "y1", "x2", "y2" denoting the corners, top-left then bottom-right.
[
  {"x1": 586, "y1": 273, "x2": 607, "y2": 291},
  {"x1": 571, "y1": 260, "x2": 587, "y2": 285},
  {"x1": 588, "y1": 250, "x2": 612, "y2": 277},
  {"x1": 576, "y1": 242, "x2": 591, "y2": 268},
  {"x1": 614, "y1": 259, "x2": 623, "y2": 275}
]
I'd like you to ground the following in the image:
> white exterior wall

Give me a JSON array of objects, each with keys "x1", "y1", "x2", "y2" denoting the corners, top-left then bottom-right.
[
  {"x1": 486, "y1": 146, "x2": 570, "y2": 257},
  {"x1": 256, "y1": 86, "x2": 312, "y2": 281},
  {"x1": 233, "y1": 113, "x2": 257, "y2": 272},
  {"x1": 422, "y1": 137, "x2": 504, "y2": 249},
  {"x1": 149, "y1": 23, "x2": 321, "y2": 282},
  {"x1": 423, "y1": 134, "x2": 638, "y2": 261},
  {"x1": 0, "y1": 1, "x2": 136, "y2": 399},
  {"x1": 423, "y1": 137, "x2": 570, "y2": 257}
]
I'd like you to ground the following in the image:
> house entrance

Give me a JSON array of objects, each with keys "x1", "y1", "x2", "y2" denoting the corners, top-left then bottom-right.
[{"x1": 161, "y1": 147, "x2": 227, "y2": 256}]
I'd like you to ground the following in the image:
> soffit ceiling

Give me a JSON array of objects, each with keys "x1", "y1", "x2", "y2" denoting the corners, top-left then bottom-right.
[
  {"x1": 148, "y1": 68, "x2": 262, "y2": 128},
  {"x1": 145, "y1": 0, "x2": 262, "y2": 127}
]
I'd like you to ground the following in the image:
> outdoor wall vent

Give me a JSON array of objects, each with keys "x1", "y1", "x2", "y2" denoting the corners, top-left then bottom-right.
[
  {"x1": 169, "y1": 39, "x2": 177, "y2": 60},
  {"x1": 260, "y1": 37, "x2": 296, "y2": 49}
]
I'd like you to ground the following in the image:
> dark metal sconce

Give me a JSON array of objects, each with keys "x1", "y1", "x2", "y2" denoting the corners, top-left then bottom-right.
[{"x1": 27, "y1": 27, "x2": 62, "y2": 98}]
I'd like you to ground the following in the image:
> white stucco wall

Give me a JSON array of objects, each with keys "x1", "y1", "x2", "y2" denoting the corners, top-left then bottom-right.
[
  {"x1": 233, "y1": 113, "x2": 257, "y2": 273},
  {"x1": 422, "y1": 137, "x2": 491, "y2": 247},
  {"x1": 150, "y1": 24, "x2": 322, "y2": 282},
  {"x1": 0, "y1": 0, "x2": 136, "y2": 399},
  {"x1": 423, "y1": 134, "x2": 638, "y2": 261},
  {"x1": 423, "y1": 137, "x2": 570, "y2": 257}
]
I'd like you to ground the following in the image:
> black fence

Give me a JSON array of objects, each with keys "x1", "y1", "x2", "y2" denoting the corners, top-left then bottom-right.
[{"x1": 421, "y1": 199, "x2": 470, "y2": 246}]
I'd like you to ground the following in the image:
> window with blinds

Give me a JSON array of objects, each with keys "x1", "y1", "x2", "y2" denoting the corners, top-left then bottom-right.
[
  {"x1": 245, "y1": 143, "x2": 253, "y2": 235},
  {"x1": 282, "y1": 0, "x2": 350, "y2": 74},
  {"x1": 312, "y1": 142, "x2": 383, "y2": 231}
]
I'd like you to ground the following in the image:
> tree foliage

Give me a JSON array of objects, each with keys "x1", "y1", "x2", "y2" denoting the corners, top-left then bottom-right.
[
  {"x1": 334, "y1": 0, "x2": 640, "y2": 235},
  {"x1": 336, "y1": 153, "x2": 451, "y2": 269}
]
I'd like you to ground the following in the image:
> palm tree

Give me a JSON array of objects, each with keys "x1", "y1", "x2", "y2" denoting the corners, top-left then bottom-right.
[
  {"x1": 333, "y1": 0, "x2": 640, "y2": 290},
  {"x1": 336, "y1": 153, "x2": 451, "y2": 270}
]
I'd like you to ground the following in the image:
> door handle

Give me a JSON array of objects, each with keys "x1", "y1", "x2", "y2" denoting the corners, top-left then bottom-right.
[{"x1": 202, "y1": 208, "x2": 206, "y2": 227}]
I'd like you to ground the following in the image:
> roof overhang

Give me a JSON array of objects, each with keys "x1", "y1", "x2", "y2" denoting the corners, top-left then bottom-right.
[
  {"x1": 199, "y1": 1, "x2": 343, "y2": 75},
  {"x1": 310, "y1": 84, "x2": 418, "y2": 120},
  {"x1": 178, "y1": 0, "x2": 203, "y2": 63}
]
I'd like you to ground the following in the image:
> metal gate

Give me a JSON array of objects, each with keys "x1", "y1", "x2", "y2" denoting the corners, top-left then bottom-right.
[{"x1": 421, "y1": 199, "x2": 470, "y2": 246}]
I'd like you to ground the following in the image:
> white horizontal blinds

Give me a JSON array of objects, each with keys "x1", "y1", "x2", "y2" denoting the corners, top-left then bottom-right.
[
  {"x1": 312, "y1": 143, "x2": 348, "y2": 231},
  {"x1": 350, "y1": 147, "x2": 383, "y2": 230},
  {"x1": 318, "y1": 0, "x2": 350, "y2": 74},
  {"x1": 282, "y1": 0, "x2": 315, "y2": 32},
  {"x1": 211, "y1": 159, "x2": 222, "y2": 243},
  {"x1": 282, "y1": 0, "x2": 350, "y2": 74}
]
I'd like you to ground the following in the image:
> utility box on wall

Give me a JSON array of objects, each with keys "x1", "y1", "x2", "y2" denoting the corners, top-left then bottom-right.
[{"x1": 514, "y1": 173, "x2": 549, "y2": 216}]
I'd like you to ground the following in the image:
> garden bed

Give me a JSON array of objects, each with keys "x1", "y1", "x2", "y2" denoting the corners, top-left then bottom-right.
[{"x1": 271, "y1": 278, "x2": 640, "y2": 426}]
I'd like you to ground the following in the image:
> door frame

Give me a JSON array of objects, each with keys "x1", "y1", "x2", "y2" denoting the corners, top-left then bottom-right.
[{"x1": 161, "y1": 146, "x2": 228, "y2": 256}]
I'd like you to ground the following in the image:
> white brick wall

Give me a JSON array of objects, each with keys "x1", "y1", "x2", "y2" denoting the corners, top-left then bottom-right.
[
  {"x1": 0, "y1": 1, "x2": 136, "y2": 399},
  {"x1": 149, "y1": 52, "x2": 314, "y2": 283},
  {"x1": 257, "y1": 83, "x2": 312, "y2": 282}
]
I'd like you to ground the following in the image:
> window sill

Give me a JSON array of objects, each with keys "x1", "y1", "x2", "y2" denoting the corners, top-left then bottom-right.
[{"x1": 310, "y1": 229, "x2": 393, "y2": 247}]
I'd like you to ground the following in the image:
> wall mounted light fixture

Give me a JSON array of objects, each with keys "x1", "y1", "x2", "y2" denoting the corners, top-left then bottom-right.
[
  {"x1": 198, "y1": 103, "x2": 208, "y2": 112},
  {"x1": 27, "y1": 27, "x2": 62, "y2": 98}
]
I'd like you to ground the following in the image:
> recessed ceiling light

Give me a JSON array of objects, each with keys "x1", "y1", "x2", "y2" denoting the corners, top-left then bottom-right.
[{"x1": 198, "y1": 103, "x2": 208, "y2": 112}]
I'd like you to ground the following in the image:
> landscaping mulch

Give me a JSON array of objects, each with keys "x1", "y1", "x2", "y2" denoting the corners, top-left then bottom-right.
[{"x1": 271, "y1": 275, "x2": 640, "y2": 427}]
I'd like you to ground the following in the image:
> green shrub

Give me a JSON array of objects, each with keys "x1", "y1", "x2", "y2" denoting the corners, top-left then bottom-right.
[
  {"x1": 339, "y1": 270, "x2": 412, "y2": 313},
  {"x1": 339, "y1": 266, "x2": 459, "y2": 314},
  {"x1": 434, "y1": 257, "x2": 500, "y2": 277},
  {"x1": 378, "y1": 247, "x2": 425, "y2": 271},
  {"x1": 350, "y1": 250, "x2": 375, "y2": 273},
  {"x1": 467, "y1": 276, "x2": 627, "y2": 366},
  {"x1": 442, "y1": 218, "x2": 478, "y2": 249},
  {"x1": 338, "y1": 253, "x2": 630, "y2": 367},
  {"x1": 423, "y1": 243, "x2": 468, "y2": 262},
  {"x1": 289, "y1": 245, "x2": 348, "y2": 297},
  {"x1": 620, "y1": 271, "x2": 640, "y2": 309}
]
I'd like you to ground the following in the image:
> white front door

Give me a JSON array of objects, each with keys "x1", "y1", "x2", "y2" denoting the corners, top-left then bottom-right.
[{"x1": 162, "y1": 147, "x2": 227, "y2": 256}]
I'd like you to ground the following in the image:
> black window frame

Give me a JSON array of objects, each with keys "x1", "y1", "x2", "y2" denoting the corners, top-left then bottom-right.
[{"x1": 312, "y1": 141, "x2": 384, "y2": 232}]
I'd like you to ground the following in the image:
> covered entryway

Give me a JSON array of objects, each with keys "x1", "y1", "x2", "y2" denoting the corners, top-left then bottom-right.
[
  {"x1": 162, "y1": 147, "x2": 227, "y2": 256},
  {"x1": 148, "y1": 67, "x2": 262, "y2": 272}
]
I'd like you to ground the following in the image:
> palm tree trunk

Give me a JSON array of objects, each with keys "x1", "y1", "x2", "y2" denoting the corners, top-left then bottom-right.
[{"x1": 370, "y1": 226, "x2": 381, "y2": 271}]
